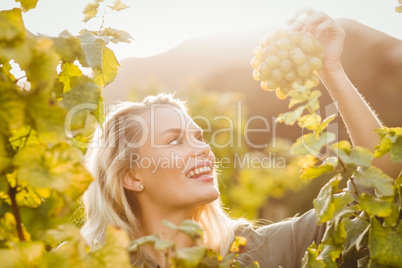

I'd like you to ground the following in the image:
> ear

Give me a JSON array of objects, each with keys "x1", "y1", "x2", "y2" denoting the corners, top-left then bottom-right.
[{"x1": 123, "y1": 171, "x2": 144, "y2": 192}]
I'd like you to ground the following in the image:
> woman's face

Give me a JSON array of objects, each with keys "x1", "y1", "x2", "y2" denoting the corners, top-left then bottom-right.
[{"x1": 131, "y1": 105, "x2": 219, "y2": 212}]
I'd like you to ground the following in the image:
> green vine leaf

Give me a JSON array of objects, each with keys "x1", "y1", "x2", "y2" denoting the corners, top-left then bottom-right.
[
  {"x1": 335, "y1": 144, "x2": 373, "y2": 168},
  {"x1": 163, "y1": 220, "x2": 204, "y2": 240},
  {"x1": 374, "y1": 127, "x2": 402, "y2": 163},
  {"x1": 300, "y1": 163, "x2": 334, "y2": 180},
  {"x1": 358, "y1": 194, "x2": 393, "y2": 217},
  {"x1": 342, "y1": 217, "x2": 369, "y2": 256},
  {"x1": 368, "y1": 217, "x2": 402, "y2": 266},
  {"x1": 353, "y1": 166, "x2": 394, "y2": 197},
  {"x1": 0, "y1": 241, "x2": 44, "y2": 267},
  {"x1": 301, "y1": 242, "x2": 326, "y2": 268},
  {"x1": 291, "y1": 132, "x2": 336, "y2": 157},
  {"x1": 174, "y1": 247, "x2": 206, "y2": 267}
]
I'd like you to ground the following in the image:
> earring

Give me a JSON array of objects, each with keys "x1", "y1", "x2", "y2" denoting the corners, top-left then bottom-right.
[{"x1": 138, "y1": 185, "x2": 144, "y2": 190}]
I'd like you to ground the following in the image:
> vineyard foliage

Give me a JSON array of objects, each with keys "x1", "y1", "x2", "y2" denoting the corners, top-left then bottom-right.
[
  {"x1": 0, "y1": 0, "x2": 136, "y2": 266},
  {"x1": 1, "y1": 0, "x2": 402, "y2": 267}
]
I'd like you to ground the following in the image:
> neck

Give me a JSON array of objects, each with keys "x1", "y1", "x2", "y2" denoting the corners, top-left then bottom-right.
[{"x1": 140, "y1": 205, "x2": 199, "y2": 267}]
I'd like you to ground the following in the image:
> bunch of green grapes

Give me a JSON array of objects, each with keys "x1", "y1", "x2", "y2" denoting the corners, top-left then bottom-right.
[{"x1": 251, "y1": 28, "x2": 323, "y2": 99}]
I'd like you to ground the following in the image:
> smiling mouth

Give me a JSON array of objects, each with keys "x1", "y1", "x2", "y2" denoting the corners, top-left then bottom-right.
[{"x1": 186, "y1": 166, "x2": 212, "y2": 179}]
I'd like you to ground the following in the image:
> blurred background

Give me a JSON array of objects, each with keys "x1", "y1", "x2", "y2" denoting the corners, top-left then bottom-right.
[{"x1": 2, "y1": 0, "x2": 401, "y2": 222}]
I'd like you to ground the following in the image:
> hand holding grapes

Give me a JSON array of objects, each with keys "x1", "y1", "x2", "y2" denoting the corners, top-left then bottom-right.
[{"x1": 287, "y1": 8, "x2": 346, "y2": 74}]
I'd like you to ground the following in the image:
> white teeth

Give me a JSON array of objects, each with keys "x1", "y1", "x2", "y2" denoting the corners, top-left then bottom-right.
[{"x1": 187, "y1": 166, "x2": 212, "y2": 178}]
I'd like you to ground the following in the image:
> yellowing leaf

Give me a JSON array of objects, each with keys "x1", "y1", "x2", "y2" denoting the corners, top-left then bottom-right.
[
  {"x1": 52, "y1": 31, "x2": 83, "y2": 62},
  {"x1": 277, "y1": 105, "x2": 305, "y2": 126},
  {"x1": 0, "y1": 9, "x2": 25, "y2": 42},
  {"x1": 16, "y1": 0, "x2": 39, "y2": 12},
  {"x1": 0, "y1": 212, "x2": 31, "y2": 243},
  {"x1": 16, "y1": 186, "x2": 51, "y2": 208},
  {"x1": 0, "y1": 83, "x2": 26, "y2": 136},
  {"x1": 60, "y1": 76, "x2": 100, "y2": 130},
  {"x1": 298, "y1": 113, "x2": 321, "y2": 131},
  {"x1": 82, "y1": 2, "x2": 100, "y2": 23},
  {"x1": 301, "y1": 242, "x2": 326, "y2": 268},
  {"x1": 100, "y1": 27, "x2": 133, "y2": 44},
  {"x1": 25, "y1": 44, "x2": 60, "y2": 92},
  {"x1": 91, "y1": 226, "x2": 132, "y2": 268},
  {"x1": 109, "y1": 0, "x2": 129, "y2": 11},
  {"x1": 26, "y1": 94, "x2": 67, "y2": 145},
  {"x1": 229, "y1": 236, "x2": 247, "y2": 253},
  {"x1": 14, "y1": 143, "x2": 92, "y2": 199},
  {"x1": 58, "y1": 62, "x2": 83, "y2": 93},
  {"x1": 78, "y1": 31, "x2": 107, "y2": 69},
  {"x1": 94, "y1": 47, "x2": 120, "y2": 87},
  {"x1": 0, "y1": 134, "x2": 11, "y2": 173}
]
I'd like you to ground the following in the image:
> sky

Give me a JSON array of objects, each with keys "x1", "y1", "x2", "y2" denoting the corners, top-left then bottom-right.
[{"x1": 1, "y1": 0, "x2": 401, "y2": 60}]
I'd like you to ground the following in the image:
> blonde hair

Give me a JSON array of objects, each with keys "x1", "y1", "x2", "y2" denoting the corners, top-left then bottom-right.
[{"x1": 81, "y1": 92, "x2": 249, "y2": 266}]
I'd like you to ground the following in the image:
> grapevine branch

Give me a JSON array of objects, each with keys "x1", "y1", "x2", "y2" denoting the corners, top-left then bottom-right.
[{"x1": 8, "y1": 184, "x2": 25, "y2": 241}]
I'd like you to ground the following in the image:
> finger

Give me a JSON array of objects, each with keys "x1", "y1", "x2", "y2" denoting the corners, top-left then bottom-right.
[
  {"x1": 285, "y1": 7, "x2": 316, "y2": 25},
  {"x1": 301, "y1": 11, "x2": 331, "y2": 33},
  {"x1": 315, "y1": 19, "x2": 345, "y2": 41}
]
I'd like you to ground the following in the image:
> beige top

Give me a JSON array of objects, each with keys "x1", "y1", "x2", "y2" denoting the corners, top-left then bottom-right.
[{"x1": 141, "y1": 209, "x2": 326, "y2": 267}]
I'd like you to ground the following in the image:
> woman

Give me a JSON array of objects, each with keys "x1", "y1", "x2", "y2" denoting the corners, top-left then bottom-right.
[{"x1": 81, "y1": 10, "x2": 397, "y2": 267}]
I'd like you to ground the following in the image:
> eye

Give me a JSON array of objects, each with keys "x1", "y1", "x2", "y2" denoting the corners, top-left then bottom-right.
[
  {"x1": 197, "y1": 135, "x2": 205, "y2": 142},
  {"x1": 169, "y1": 136, "x2": 182, "y2": 145}
]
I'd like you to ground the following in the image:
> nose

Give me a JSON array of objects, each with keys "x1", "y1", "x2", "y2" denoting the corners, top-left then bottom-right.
[{"x1": 193, "y1": 139, "x2": 212, "y2": 158}]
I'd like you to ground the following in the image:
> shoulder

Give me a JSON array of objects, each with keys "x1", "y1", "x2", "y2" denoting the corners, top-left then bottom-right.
[{"x1": 235, "y1": 209, "x2": 325, "y2": 268}]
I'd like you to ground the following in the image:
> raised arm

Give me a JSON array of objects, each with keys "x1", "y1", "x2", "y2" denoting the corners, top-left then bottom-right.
[{"x1": 288, "y1": 9, "x2": 401, "y2": 177}]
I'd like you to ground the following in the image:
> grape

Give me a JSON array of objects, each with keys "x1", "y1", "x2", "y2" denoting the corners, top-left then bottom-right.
[
  {"x1": 293, "y1": 52, "x2": 306, "y2": 65},
  {"x1": 250, "y1": 56, "x2": 261, "y2": 69},
  {"x1": 266, "y1": 55, "x2": 280, "y2": 68},
  {"x1": 278, "y1": 38, "x2": 292, "y2": 50},
  {"x1": 279, "y1": 59, "x2": 293, "y2": 73},
  {"x1": 297, "y1": 62, "x2": 311, "y2": 78},
  {"x1": 277, "y1": 50, "x2": 288, "y2": 60},
  {"x1": 251, "y1": 28, "x2": 324, "y2": 99},
  {"x1": 253, "y1": 47, "x2": 265, "y2": 57},
  {"x1": 308, "y1": 56, "x2": 322, "y2": 70},
  {"x1": 271, "y1": 68, "x2": 284, "y2": 82}
]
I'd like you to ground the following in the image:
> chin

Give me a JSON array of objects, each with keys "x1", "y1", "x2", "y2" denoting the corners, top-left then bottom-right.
[{"x1": 196, "y1": 188, "x2": 220, "y2": 206}]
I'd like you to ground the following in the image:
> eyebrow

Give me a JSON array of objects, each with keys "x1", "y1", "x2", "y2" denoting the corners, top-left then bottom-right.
[{"x1": 159, "y1": 127, "x2": 203, "y2": 137}]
